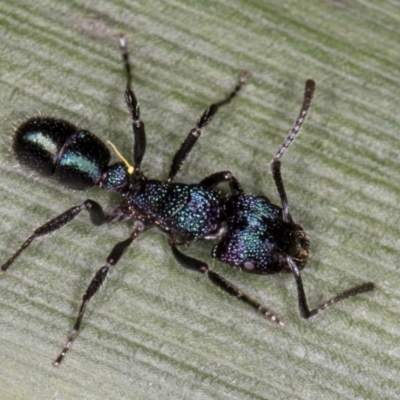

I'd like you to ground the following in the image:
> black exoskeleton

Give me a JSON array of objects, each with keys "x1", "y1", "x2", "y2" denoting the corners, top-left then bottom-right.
[
  {"x1": 1, "y1": 36, "x2": 374, "y2": 367},
  {"x1": 1, "y1": 36, "x2": 273, "y2": 366}
]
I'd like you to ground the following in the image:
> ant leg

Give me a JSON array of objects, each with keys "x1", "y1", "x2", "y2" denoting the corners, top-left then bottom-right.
[
  {"x1": 200, "y1": 171, "x2": 244, "y2": 196},
  {"x1": 53, "y1": 220, "x2": 144, "y2": 366},
  {"x1": 169, "y1": 241, "x2": 284, "y2": 326},
  {"x1": 1, "y1": 200, "x2": 106, "y2": 274},
  {"x1": 287, "y1": 257, "x2": 374, "y2": 319},
  {"x1": 271, "y1": 79, "x2": 315, "y2": 223},
  {"x1": 119, "y1": 35, "x2": 146, "y2": 173},
  {"x1": 167, "y1": 71, "x2": 251, "y2": 183}
]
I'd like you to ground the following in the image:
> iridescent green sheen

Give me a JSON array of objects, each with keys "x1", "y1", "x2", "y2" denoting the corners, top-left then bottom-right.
[
  {"x1": 213, "y1": 194, "x2": 304, "y2": 274},
  {"x1": 59, "y1": 152, "x2": 99, "y2": 180},
  {"x1": 25, "y1": 131, "x2": 58, "y2": 154},
  {"x1": 129, "y1": 181, "x2": 223, "y2": 239},
  {"x1": 13, "y1": 116, "x2": 75, "y2": 176},
  {"x1": 170, "y1": 186, "x2": 222, "y2": 238},
  {"x1": 101, "y1": 163, "x2": 128, "y2": 191},
  {"x1": 54, "y1": 130, "x2": 110, "y2": 189},
  {"x1": 13, "y1": 118, "x2": 112, "y2": 189},
  {"x1": 132, "y1": 181, "x2": 188, "y2": 221}
]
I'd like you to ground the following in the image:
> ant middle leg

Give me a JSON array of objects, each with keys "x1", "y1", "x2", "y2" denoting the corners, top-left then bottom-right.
[
  {"x1": 169, "y1": 241, "x2": 284, "y2": 326},
  {"x1": 167, "y1": 71, "x2": 251, "y2": 182}
]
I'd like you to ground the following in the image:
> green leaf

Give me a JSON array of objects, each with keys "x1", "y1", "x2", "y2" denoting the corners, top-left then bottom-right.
[{"x1": 0, "y1": 0, "x2": 398, "y2": 399}]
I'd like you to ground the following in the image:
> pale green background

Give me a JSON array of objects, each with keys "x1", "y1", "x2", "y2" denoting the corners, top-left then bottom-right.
[{"x1": 0, "y1": 1, "x2": 399, "y2": 399}]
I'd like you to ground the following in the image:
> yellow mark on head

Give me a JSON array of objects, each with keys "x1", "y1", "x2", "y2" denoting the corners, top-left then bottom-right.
[{"x1": 106, "y1": 140, "x2": 134, "y2": 175}]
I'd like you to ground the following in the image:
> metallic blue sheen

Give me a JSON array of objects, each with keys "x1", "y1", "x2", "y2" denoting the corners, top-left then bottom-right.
[
  {"x1": 101, "y1": 163, "x2": 128, "y2": 191},
  {"x1": 170, "y1": 186, "x2": 222, "y2": 238},
  {"x1": 59, "y1": 152, "x2": 100, "y2": 180},
  {"x1": 53, "y1": 130, "x2": 110, "y2": 189},
  {"x1": 25, "y1": 131, "x2": 58, "y2": 155},
  {"x1": 126, "y1": 181, "x2": 224, "y2": 239},
  {"x1": 213, "y1": 193, "x2": 308, "y2": 274},
  {"x1": 13, "y1": 116, "x2": 76, "y2": 176}
]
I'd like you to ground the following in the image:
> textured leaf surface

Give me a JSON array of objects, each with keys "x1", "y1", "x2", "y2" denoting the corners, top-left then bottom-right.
[{"x1": 0, "y1": 1, "x2": 399, "y2": 399}]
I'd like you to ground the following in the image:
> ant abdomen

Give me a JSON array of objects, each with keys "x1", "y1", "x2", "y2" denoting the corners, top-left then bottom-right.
[{"x1": 13, "y1": 116, "x2": 111, "y2": 190}]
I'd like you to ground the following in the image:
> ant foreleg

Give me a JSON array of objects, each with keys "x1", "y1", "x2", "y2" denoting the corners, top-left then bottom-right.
[
  {"x1": 169, "y1": 241, "x2": 284, "y2": 327},
  {"x1": 287, "y1": 257, "x2": 375, "y2": 319}
]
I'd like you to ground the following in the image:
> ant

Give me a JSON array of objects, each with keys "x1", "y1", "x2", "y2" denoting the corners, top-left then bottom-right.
[{"x1": 1, "y1": 36, "x2": 374, "y2": 366}]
